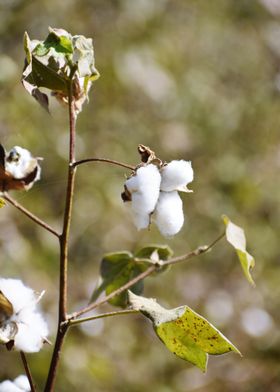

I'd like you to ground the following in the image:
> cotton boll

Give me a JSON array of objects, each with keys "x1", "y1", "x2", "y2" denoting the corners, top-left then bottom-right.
[
  {"x1": 0, "y1": 278, "x2": 48, "y2": 353},
  {"x1": 154, "y1": 191, "x2": 184, "y2": 237},
  {"x1": 133, "y1": 212, "x2": 150, "y2": 230},
  {"x1": 14, "y1": 310, "x2": 48, "y2": 353},
  {"x1": 125, "y1": 165, "x2": 161, "y2": 229},
  {"x1": 5, "y1": 147, "x2": 36, "y2": 180},
  {"x1": 0, "y1": 381, "x2": 21, "y2": 392},
  {"x1": 160, "y1": 160, "x2": 193, "y2": 192},
  {"x1": 13, "y1": 376, "x2": 30, "y2": 391},
  {"x1": 0, "y1": 279, "x2": 36, "y2": 313},
  {"x1": 0, "y1": 381, "x2": 25, "y2": 392}
]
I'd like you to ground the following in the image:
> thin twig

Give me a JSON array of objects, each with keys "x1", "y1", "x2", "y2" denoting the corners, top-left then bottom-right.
[
  {"x1": 3, "y1": 193, "x2": 60, "y2": 238},
  {"x1": 166, "y1": 232, "x2": 225, "y2": 266},
  {"x1": 44, "y1": 77, "x2": 76, "y2": 392},
  {"x1": 73, "y1": 158, "x2": 135, "y2": 171},
  {"x1": 70, "y1": 232, "x2": 226, "y2": 319},
  {"x1": 68, "y1": 309, "x2": 139, "y2": 327},
  {"x1": 20, "y1": 351, "x2": 36, "y2": 392},
  {"x1": 70, "y1": 265, "x2": 156, "y2": 319}
]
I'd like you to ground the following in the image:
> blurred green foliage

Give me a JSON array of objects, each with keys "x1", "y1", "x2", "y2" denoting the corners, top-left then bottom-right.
[{"x1": 0, "y1": 0, "x2": 280, "y2": 391}]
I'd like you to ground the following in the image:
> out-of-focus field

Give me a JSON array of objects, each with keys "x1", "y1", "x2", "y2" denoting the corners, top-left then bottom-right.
[{"x1": 0, "y1": 1, "x2": 279, "y2": 391}]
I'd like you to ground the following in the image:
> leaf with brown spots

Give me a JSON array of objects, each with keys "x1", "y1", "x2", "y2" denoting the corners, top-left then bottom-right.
[{"x1": 128, "y1": 292, "x2": 241, "y2": 372}]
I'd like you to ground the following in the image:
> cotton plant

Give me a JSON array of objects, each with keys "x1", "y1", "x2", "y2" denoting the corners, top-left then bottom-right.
[
  {"x1": 122, "y1": 145, "x2": 194, "y2": 237},
  {"x1": 0, "y1": 375, "x2": 30, "y2": 392},
  {"x1": 0, "y1": 27, "x2": 257, "y2": 392}
]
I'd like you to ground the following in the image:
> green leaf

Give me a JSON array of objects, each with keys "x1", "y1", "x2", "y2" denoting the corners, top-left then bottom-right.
[
  {"x1": 91, "y1": 251, "x2": 147, "y2": 307},
  {"x1": 223, "y1": 215, "x2": 255, "y2": 286},
  {"x1": 128, "y1": 292, "x2": 241, "y2": 372},
  {"x1": 135, "y1": 245, "x2": 173, "y2": 261}
]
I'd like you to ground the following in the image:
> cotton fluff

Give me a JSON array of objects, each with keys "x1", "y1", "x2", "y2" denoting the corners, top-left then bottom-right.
[
  {"x1": 0, "y1": 278, "x2": 48, "y2": 353},
  {"x1": 5, "y1": 147, "x2": 41, "y2": 181},
  {"x1": 0, "y1": 375, "x2": 30, "y2": 392},
  {"x1": 160, "y1": 160, "x2": 193, "y2": 192},
  {"x1": 154, "y1": 191, "x2": 184, "y2": 237},
  {"x1": 125, "y1": 164, "x2": 161, "y2": 229}
]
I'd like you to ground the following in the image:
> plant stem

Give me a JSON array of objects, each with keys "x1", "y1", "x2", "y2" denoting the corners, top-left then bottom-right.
[
  {"x1": 166, "y1": 232, "x2": 225, "y2": 266},
  {"x1": 69, "y1": 309, "x2": 139, "y2": 327},
  {"x1": 71, "y1": 232, "x2": 225, "y2": 319},
  {"x1": 44, "y1": 79, "x2": 76, "y2": 392},
  {"x1": 73, "y1": 157, "x2": 135, "y2": 171},
  {"x1": 20, "y1": 351, "x2": 36, "y2": 392},
  {"x1": 70, "y1": 265, "x2": 156, "y2": 319},
  {"x1": 3, "y1": 193, "x2": 60, "y2": 237}
]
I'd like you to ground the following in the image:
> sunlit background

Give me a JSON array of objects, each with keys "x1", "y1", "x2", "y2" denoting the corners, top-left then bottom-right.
[{"x1": 0, "y1": 1, "x2": 279, "y2": 391}]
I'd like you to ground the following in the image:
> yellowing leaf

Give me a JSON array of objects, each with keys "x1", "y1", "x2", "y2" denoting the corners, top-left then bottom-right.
[
  {"x1": 0, "y1": 199, "x2": 5, "y2": 208},
  {"x1": 128, "y1": 292, "x2": 240, "y2": 372},
  {"x1": 223, "y1": 215, "x2": 255, "y2": 286}
]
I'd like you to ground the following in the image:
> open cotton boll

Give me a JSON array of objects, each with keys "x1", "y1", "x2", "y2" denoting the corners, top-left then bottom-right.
[
  {"x1": 0, "y1": 279, "x2": 36, "y2": 313},
  {"x1": 0, "y1": 376, "x2": 30, "y2": 392},
  {"x1": 14, "y1": 309, "x2": 49, "y2": 353},
  {"x1": 5, "y1": 147, "x2": 39, "y2": 180},
  {"x1": 154, "y1": 191, "x2": 184, "y2": 237},
  {"x1": 125, "y1": 165, "x2": 161, "y2": 211},
  {"x1": 13, "y1": 376, "x2": 30, "y2": 391},
  {"x1": 0, "y1": 278, "x2": 48, "y2": 353},
  {"x1": 160, "y1": 160, "x2": 193, "y2": 192},
  {"x1": 125, "y1": 165, "x2": 161, "y2": 229}
]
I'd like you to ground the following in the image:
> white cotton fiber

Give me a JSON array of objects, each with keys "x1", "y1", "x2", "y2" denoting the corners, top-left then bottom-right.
[
  {"x1": 0, "y1": 376, "x2": 30, "y2": 392},
  {"x1": 5, "y1": 147, "x2": 35, "y2": 179},
  {"x1": 13, "y1": 376, "x2": 30, "y2": 391},
  {"x1": 0, "y1": 278, "x2": 48, "y2": 353},
  {"x1": 0, "y1": 381, "x2": 21, "y2": 392},
  {"x1": 0, "y1": 279, "x2": 36, "y2": 313},
  {"x1": 154, "y1": 191, "x2": 184, "y2": 237},
  {"x1": 160, "y1": 160, "x2": 193, "y2": 192},
  {"x1": 125, "y1": 165, "x2": 161, "y2": 230}
]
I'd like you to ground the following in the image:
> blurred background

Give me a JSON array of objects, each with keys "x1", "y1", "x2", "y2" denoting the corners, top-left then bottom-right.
[{"x1": 0, "y1": 0, "x2": 279, "y2": 391}]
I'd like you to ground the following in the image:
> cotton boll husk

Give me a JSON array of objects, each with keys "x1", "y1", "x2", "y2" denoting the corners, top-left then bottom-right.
[
  {"x1": 154, "y1": 191, "x2": 184, "y2": 237},
  {"x1": 13, "y1": 376, "x2": 30, "y2": 391},
  {"x1": 14, "y1": 310, "x2": 48, "y2": 353},
  {"x1": 0, "y1": 381, "x2": 23, "y2": 392},
  {"x1": 0, "y1": 279, "x2": 36, "y2": 313},
  {"x1": 160, "y1": 160, "x2": 193, "y2": 192}
]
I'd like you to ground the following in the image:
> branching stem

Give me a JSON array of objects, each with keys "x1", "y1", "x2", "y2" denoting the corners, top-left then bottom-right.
[{"x1": 70, "y1": 232, "x2": 225, "y2": 319}]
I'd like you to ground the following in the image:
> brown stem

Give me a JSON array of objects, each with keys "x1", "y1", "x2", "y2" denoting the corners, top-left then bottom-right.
[
  {"x1": 20, "y1": 351, "x2": 36, "y2": 392},
  {"x1": 68, "y1": 309, "x2": 139, "y2": 327},
  {"x1": 44, "y1": 79, "x2": 76, "y2": 392},
  {"x1": 70, "y1": 266, "x2": 156, "y2": 319},
  {"x1": 3, "y1": 193, "x2": 60, "y2": 238},
  {"x1": 166, "y1": 232, "x2": 225, "y2": 266},
  {"x1": 71, "y1": 232, "x2": 225, "y2": 319},
  {"x1": 73, "y1": 158, "x2": 135, "y2": 171}
]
